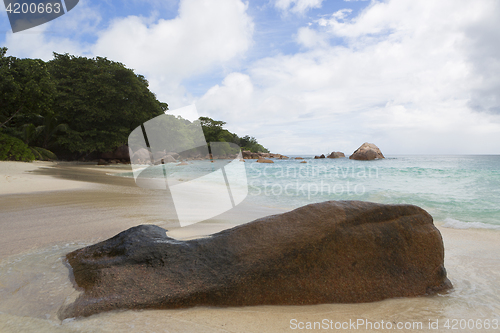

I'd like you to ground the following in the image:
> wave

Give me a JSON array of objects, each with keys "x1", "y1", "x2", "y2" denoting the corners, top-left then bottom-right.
[{"x1": 442, "y1": 217, "x2": 500, "y2": 230}]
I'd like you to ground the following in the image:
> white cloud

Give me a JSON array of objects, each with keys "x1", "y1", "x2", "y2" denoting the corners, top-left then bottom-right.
[
  {"x1": 274, "y1": 0, "x2": 324, "y2": 15},
  {"x1": 91, "y1": 0, "x2": 254, "y2": 108},
  {"x1": 4, "y1": 0, "x2": 101, "y2": 59},
  {"x1": 296, "y1": 27, "x2": 328, "y2": 48},
  {"x1": 197, "y1": 0, "x2": 500, "y2": 154},
  {"x1": 198, "y1": 72, "x2": 254, "y2": 122}
]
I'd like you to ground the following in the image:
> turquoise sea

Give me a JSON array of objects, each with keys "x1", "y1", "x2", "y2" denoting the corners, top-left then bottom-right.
[
  {"x1": 244, "y1": 155, "x2": 500, "y2": 229},
  {"x1": 128, "y1": 154, "x2": 500, "y2": 229}
]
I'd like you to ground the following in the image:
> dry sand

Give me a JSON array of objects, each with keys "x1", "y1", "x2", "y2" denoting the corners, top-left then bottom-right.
[{"x1": 0, "y1": 161, "x2": 499, "y2": 333}]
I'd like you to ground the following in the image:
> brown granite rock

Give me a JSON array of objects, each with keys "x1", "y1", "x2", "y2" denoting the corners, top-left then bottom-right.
[
  {"x1": 160, "y1": 155, "x2": 176, "y2": 163},
  {"x1": 256, "y1": 158, "x2": 274, "y2": 163},
  {"x1": 101, "y1": 145, "x2": 130, "y2": 160},
  {"x1": 60, "y1": 201, "x2": 451, "y2": 319},
  {"x1": 327, "y1": 151, "x2": 345, "y2": 158},
  {"x1": 349, "y1": 143, "x2": 384, "y2": 160},
  {"x1": 130, "y1": 148, "x2": 151, "y2": 164},
  {"x1": 242, "y1": 150, "x2": 252, "y2": 159}
]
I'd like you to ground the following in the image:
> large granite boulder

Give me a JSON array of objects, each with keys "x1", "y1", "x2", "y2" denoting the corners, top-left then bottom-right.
[
  {"x1": 101, "y1": 145, "x2": 130, "y2": 160},
  {"x1": 327, "y1": 151, "x2": 345, "y2": 158},
  {"x1": 130, "y1": 148, "x2": 151, "y2": 164},
  {"x1": 349, "y1": 143, "x2": 384, "y2": 160},
  {"x1": 161, "y1": 154, "x2": 177, "y2": 163},
  {"x1": 242, "y1": 150, "x2": 252, "y2": 159},
  {"x1": 60, "y1": 201, "x2": 451, "y2": 319}
]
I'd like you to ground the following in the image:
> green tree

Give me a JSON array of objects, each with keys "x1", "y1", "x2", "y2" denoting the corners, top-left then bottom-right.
[
  {"x1": 0, "y1": 48, "x2": 56, "y2": 130},
  {"x1": 199, "y1": 117, "x2": 226, "y2": 143},
  {"x1": 239, "y1": 135, "x2": 269, "y2": 153},
  {"x1": 48, "y1": 53, "x2": 167, "y2": 155},
  {"x1": 199, "y1": 117, "x2": 269, "y2": 153},
  {"x1": 18, "y1": 114, "x2": 66, "y2": 160},
  {"x1": 0, "y1": 132, "x2": 35, "y2": 161}
]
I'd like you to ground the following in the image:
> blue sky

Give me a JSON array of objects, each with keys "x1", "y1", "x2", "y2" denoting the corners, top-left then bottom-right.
[{"x1": 2, "y1": 0, "x2": 500, "y2": 155}]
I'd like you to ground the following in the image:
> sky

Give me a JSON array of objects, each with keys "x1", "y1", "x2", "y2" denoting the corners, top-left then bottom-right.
[{"x1": 1, "y1": 0, "x2": 500, "y2": 155}]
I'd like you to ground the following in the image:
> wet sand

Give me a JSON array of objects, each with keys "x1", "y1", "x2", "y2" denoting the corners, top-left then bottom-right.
[{"x1": 0, "y1": 161, "x2": 499, "y2": 332}]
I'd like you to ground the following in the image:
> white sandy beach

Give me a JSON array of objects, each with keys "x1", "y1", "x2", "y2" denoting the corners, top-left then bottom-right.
[{"x1": 0, "y1": 161, "x2": 499, "y2": 333}]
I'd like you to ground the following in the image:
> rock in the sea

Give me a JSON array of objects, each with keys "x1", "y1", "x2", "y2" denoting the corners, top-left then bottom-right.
[
  {"x1": 162, "y1": 155, "x2": 176, "y2": 163},
  {"x1": 349, "y1": 143, "x2": 384, "y2": 160},
  {"x1": 314, "y1": 154, "x2": 326, "y2": 159},
  {"x1": 327, "y1": 151, "x2": 345, "y2": 159},
  {"x1": 256, "y1": 158, "x2": 274, "y2": 163},
  {"x1": 60, "y1": 201, "x2": 452, "y2": 318}
]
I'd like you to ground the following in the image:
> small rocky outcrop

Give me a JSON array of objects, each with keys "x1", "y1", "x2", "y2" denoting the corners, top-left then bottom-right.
[
  {"x1": 349, "y1": 143, "x2": 384, "y2": 160},
  {"x1": 60, "y1": 201, "x2": 452, "y2": 319},
  {"x1": 130, "y1": 148, "x2": 151, "y2": 164},
  {"x1": 242, "y1": 151, "x2": 287, "y2": 160},
  {"x1": 256, "y1": 158, "x2": 274, "y2": 163},
  {"x1": 101, "y1": 145, "x2": 130, "y2": 160},
  {"x1": 166, "y1": 152, "x2": 180, "y2": 160},
  {"x1": 327, "y1": 152, "x2": 345, "y2": 159},
  {"x1": 314, "y1": 154, "x2": 326, "y2": 159},
  {"x1": 162, "y1": 155, "x2": 177, "y2": 163}
]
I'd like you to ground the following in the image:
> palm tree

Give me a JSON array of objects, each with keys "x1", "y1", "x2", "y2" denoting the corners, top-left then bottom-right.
[{"x1": 21, "y1": 114, "x2": 68, "y2": 160}]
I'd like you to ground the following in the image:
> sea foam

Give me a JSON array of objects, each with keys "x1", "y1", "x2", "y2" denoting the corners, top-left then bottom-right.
[{"x1": 442, "y1": 217, "x2": 500, "y2": 230}]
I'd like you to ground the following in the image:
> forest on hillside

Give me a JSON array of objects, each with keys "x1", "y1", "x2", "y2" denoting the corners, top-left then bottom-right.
[{"x1": 0, "y1": 48, "x2": 268, "y2": 162}]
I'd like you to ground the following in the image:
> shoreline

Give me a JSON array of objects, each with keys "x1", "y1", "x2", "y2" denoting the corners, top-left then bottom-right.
[
  {"x1": 0, "y1": 161, "x2": 499, "y2": 332},
  {"x1": 1, "y1": 160, "x2": 499, "y2": 257}
]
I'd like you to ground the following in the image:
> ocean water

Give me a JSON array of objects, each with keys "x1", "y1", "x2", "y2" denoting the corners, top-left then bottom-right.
[
  {"x1": 243, "y1": 155, "x2": 500, "y2": 229},
  {"x1": 126, "y1": 154, "x2": 500, "y2": 229}
]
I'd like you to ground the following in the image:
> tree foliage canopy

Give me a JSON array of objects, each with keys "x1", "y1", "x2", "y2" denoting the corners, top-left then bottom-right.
[
  {"x1": 0, "y1": 47, "x2": 56, "y2": 129},
  {"x1": 0, "y1": 48, "x2": 269, "y2": 160},
  {"x1": 48, "y1": 53, "x2": 167, "y2": 154},
  {"x1": 199, "y1": 116, "x2": 269, "y2": 153}
]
